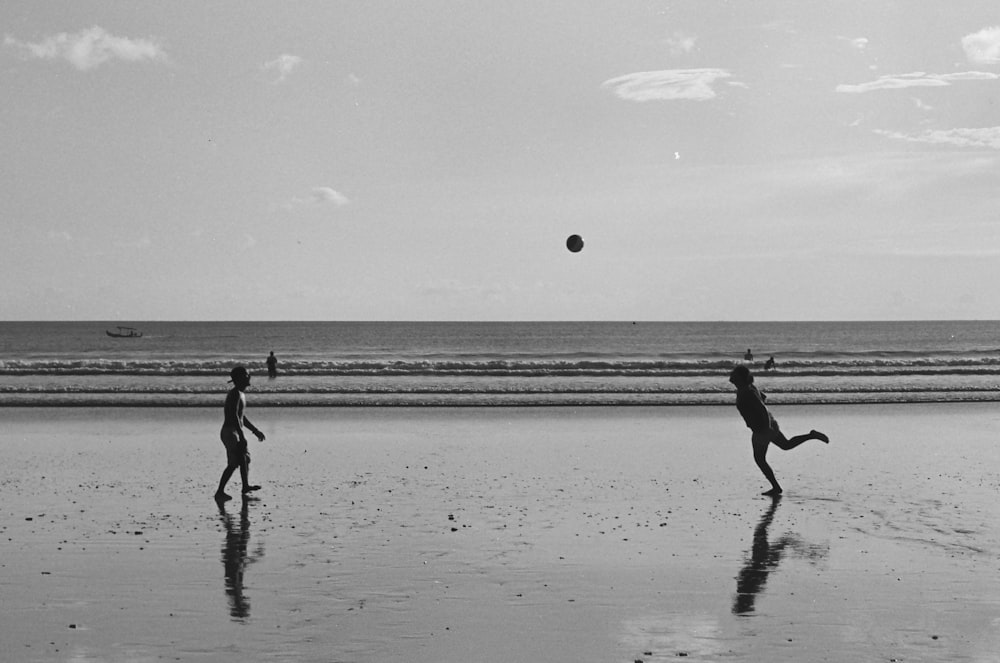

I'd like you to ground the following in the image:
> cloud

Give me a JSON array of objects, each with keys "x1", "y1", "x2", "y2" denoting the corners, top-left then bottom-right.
[
  {"x1": 665, "y1": 32, "x2": 697, "y2": 56},
  {"x1": 602, "y1": 69, "x2": 734, "y2": 102},
  {"x1": 288, "y1": 186, "x2": 351, "y2": 208},
  {"x1": 941, "y1": 71, "x2": 1000, "y2": 81},
  {"x1": 836, "y1": 71, "x2": 998, "y2": 93},
  {"x1": 47, "y1": 230, "x2": 72, "y2": 242},
  {"x1": 4, "y1": 26, "x2": 167, "y2": 71},
  {"x1": 875, "y1": 126, "x2": 1000, "y2": 150},
  {"x1": 263, "y1": 53, "x2": 302, "y2": 83},
  {"x1": 962, "y1": 26, "x2": 1000, "y2": 64},
  {"x1": 310, "y1": 187, "x2": 350, "y2": 206}
]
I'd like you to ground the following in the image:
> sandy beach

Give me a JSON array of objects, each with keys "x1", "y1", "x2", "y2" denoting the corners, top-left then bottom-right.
[{"x1": 3, "y1": 404, "x2": 1000, "y2": 662}]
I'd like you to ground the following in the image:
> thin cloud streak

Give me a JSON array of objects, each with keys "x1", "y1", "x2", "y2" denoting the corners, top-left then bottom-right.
[
  {"x1": 836, "y1": 71, "x2": 998, "y2": 93},
  {"x1": 875, "y1": 127, "x2": 1000, "y2": 150},
  {"x1": 287, "y1": 187, "x2": 351, "y2": 209},
  {"x1": 602, "y1": 69, "x2": 734, "y2": 102}
]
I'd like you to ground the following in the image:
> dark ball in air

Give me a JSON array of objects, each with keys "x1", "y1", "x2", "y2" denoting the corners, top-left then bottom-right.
[{"x1": 566, "y1": 234, "x2": 584, "y2": 253}]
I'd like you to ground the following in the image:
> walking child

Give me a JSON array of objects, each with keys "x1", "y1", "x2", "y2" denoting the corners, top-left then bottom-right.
[
  {"x1": 729, "y1": 365, "x2": 828, "y2": 495},
  {"x1": 215, "y1": 366, "x2": 266, "y2": 501}
]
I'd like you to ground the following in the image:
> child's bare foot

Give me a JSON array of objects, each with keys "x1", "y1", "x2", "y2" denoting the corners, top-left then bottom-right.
[
  {"x1": 214, "y1": 492, "x2": 232, "y2": 502},
  {"x1": 812, "y1": 430, "x2": 829, "y2": 444},
  {"x1": 762, "y1": 487, "x2": 783, "y2": 496},
  {"x1": 242, "y1": 485, "x2": 261, "y2": 494}
]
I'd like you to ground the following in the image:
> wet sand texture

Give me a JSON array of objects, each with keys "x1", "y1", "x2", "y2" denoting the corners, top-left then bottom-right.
[{"x1": 2, "y1": 404, "x2": 999, "y2": 662}]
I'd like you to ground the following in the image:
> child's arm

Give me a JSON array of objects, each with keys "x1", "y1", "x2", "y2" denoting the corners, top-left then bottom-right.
[{"x1": 243, "y1": 416, "x2": 265, "y2": 441}]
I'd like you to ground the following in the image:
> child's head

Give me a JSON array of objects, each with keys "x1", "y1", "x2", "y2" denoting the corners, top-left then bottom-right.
[
  {"x1": 729, "y1": 364, "x2": 753, "y2": 387},
  {"x1": 229, "y1": 365, "x2": 251, "y2": 389}
]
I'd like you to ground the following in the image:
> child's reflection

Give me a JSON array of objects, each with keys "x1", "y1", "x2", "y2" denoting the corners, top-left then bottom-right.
[
  {"x1": 220, "y1": 497, "x2": 264, "y2": 622},
  {"x1": 732, "y1": 495, "x2": 828, "y2": 615},
  {"x1": 732, "y1": 495, "x2": 788, "y2": 614}
]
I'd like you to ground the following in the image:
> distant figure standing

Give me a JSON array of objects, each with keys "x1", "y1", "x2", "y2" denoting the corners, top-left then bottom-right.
[
  {"x1": 764, "y1": 356, "x2": 775, "y2": 371},
  {"x1": 266, "y1": 351, "x2": 278, "y2": 379},
  {"x1": 729, "y1": 365, "x2": 828, "y2": 496},
  {"x1": 215, "y1": 366, "x2": 266, "y2": 502},
  {"x1": 744, "y1": 348, "x2": 754, "y2": 361}
]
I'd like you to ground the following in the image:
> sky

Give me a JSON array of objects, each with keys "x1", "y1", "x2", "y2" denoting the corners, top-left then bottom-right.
[{"x1": 2, "y1": 1, "x2": 1000, "y2": 321}]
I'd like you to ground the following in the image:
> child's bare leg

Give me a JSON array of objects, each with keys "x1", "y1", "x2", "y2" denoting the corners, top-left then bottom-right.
[
  {"x1": 770, "y1": 429, "x2": 828, "y2": 451},
  {"x1": 216, "y1": 463, "x2": 238, "y2": 500},
  {"x1": 752, "y1": 433, "x2": 782, "y2": 495},
  {"x1": 241, "y1": 454, "x2": 261, "y2": 494}
]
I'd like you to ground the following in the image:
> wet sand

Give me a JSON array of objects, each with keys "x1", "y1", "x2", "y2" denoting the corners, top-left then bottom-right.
[{"x1": 3, "y1": 404, "x2": 1000, "y2": 662}]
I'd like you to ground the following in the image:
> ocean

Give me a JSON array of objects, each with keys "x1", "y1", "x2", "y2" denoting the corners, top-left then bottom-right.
[{"x1": 0, "y1": 320, "x2": 998, "y2": 407}]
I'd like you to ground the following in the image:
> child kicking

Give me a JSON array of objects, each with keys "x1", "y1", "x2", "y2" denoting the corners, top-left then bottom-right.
[
  {"x1": 215, "y1": 366, "x2": 266, "y2": 502},
  {"x1": 729, "y1": 365, "x2": 828, "y2": 495}
]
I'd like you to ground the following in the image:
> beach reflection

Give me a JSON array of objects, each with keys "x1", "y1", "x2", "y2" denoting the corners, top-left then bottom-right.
[
  {"x1": 219, "y1": 497, "x2": 264, "y2": 622},
  {"x1": 733, "y1": 495, "x2": 784, "y2": 614},
  {"x1": 732, "y1": 495, "x2": 827, "y2": 615}
]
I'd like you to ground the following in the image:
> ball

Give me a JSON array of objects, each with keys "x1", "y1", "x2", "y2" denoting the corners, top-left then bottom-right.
[{"x1": 566, "y1": 234, "x2": 584, "y2": 253}]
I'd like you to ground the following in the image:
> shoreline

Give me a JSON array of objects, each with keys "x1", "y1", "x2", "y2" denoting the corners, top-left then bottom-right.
[{"x1": 1, "y1": 393, "x2": 999, "y2": 407}]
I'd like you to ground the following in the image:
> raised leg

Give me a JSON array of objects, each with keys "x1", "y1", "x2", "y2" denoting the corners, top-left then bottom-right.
[{"x1": 770, "y1": 429, "x2": 828, "y2": 451}]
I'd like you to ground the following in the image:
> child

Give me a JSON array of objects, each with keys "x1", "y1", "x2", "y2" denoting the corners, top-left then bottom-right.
[
  {"x1": 729, "y1": 364, "x2": 828, "y2": 495},
  {"x1": 215, "y1": 366, "x2": 266, "y2": 501}
]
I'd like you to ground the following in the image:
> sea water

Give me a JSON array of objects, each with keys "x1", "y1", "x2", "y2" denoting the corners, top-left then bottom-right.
[{"x1": 0, "y1": 320, "x2": 998, "y2": 406}]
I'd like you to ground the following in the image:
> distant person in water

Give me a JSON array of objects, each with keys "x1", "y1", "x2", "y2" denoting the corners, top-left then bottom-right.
[
  {"x1": 215, "y1": 366, "x2": 266, "y2": 502},
  {"x1": 744, "y1": 348, "x2": 754, "y2": 361},
  {"x1": 729, "y1": 365, "x2": 828, "y2": 495},
  {"x1": 266, "y1": 351, "x2": 277, "y2": 379},
  {"x1": 764, "y1": 356, "x2": 775, "y2": 371}
]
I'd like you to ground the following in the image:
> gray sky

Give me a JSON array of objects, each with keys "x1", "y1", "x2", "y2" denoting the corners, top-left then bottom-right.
[{"x1": 3, "y1": 2, "x2": 999, "y2": 320}]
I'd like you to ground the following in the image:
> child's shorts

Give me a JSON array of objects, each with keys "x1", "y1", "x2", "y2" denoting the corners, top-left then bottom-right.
[{"x1": 220, "y1": 426, "x2": 250, "y2": 466}]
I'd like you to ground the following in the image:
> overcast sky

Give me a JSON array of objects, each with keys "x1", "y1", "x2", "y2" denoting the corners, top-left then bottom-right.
[{"x1": 3, "y1": 2, "x2": 1000, "y2": 321}]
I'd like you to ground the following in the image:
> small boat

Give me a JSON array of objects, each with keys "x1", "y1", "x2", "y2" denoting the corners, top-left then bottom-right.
[{"x1": 106, "y1": 326, "x2": 143, "y2": 338}]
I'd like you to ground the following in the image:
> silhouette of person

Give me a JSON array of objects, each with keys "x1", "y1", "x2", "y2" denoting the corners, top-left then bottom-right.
[
  {"x1": 744, "y1": 348, "x2": 754, "y2": 361},
  {"x1": 733, "y1": 495, "x2": 788, "y2": 614},
  {"x1": 732, "y1": 495, "x2": 829, "y2": 614},
  {"x1": 764, "y1": 356, "x2": 775, "y2": 371},
  {"x1": 266, "y1": 351, "x2": 277, "y2": 379},
  {"x1": 215, "y1": 366, "x2": 266, "y2": 501},
  {"x1": 219, "y1": 498, "x2": 264, "y2": 622},
  {"x1": 729, "y1": 365, "x2": 828, "y2": 495}
]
